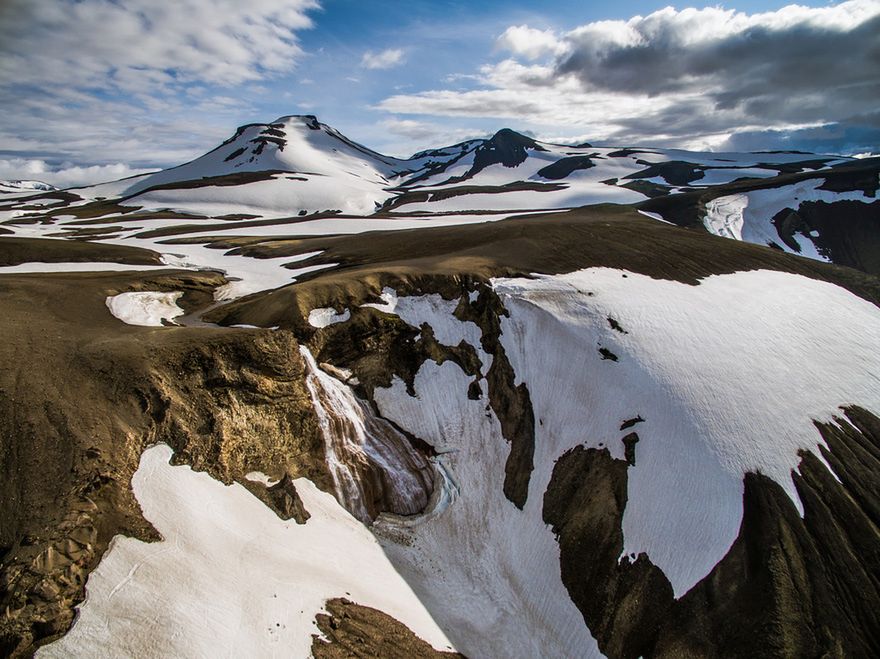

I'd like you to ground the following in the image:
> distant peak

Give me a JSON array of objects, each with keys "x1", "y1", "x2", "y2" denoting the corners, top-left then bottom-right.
[
  {"x1": 273, "y1": 114, "x2": 322, "y2": 130},
  {"x1": 0, "y1": 179, "x2": 56, "y2": 191},
  {"x1": 489, "y1": 128, "x2": 538, "y2": 146}
]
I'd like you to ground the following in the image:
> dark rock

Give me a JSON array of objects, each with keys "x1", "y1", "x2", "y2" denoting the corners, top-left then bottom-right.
[{"x1": 537, "y1": 156, "x2": 596, "y2": 180}]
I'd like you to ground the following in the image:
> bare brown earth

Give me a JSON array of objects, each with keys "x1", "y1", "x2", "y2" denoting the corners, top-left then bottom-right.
[
  {"x1": 202, "y1": 205, "x2": 880, "y2": 329},
  {"x1": 312, "y1": 598, "x2": 464, "y2": 658},
  {"x1": 0, "y1": 264, "x2": 330, "y2": 655},
  {"x1": 0, "y1": 237, "x2": 163, "y2": 266},
  {"x1": 2, "y1": 201, "x2": 880, "y2": 656}
]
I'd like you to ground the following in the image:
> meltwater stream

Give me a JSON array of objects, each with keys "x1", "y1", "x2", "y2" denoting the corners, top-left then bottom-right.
[{"x1": 299, "y1": 346, "x2": 435, "y2": 523}]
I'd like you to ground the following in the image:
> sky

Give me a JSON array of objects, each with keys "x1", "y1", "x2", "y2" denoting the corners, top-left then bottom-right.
[{"x1": 0, "y1": 0, "x2": 877, "y2": 187}]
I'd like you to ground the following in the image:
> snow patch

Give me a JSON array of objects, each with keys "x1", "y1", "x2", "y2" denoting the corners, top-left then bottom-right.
[
  {"x1": 704, "y1": 194, "x2": 748, "y2": 240},
  {"x1": 703, "y1": 180, "x2": 875, "y2": 259},
  {"x1": 364, "y1": 288, "x2": 490, "y2": 371},
  {"x1": 245, "y1": 471, "x2": 279, "y2": 487},
  {"x1": 637, "y1": 209, "x2": 673, "y2": 225},
  {"x1": 105, "y1": 291, "x2": 185, "y2": 327},
  {"x1": 37, "y1": 444, "x2": 455, "y2": 658},
  {"x1": 308, "y1": 307, "x2": 351, "y2": 328},
  {"x1": 372, "y1": 360, "x2": 602, "y2": 658}
]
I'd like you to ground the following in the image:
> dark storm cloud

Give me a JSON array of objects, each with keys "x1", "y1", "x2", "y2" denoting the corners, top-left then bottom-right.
[
  {"x1": 717, "y1": 119, "x2": 880, "y2": 155},
  {"x1": 555, "y1": 5, "x2": 880, "y2": 127},
  {"x1": 381, "y1": 2, "x2": 880, "y2": 153}
]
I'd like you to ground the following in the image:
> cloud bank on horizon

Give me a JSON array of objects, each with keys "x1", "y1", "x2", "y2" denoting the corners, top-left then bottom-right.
[{"x1": 0, "y1": 0, "x2": 877, "y2": 187}]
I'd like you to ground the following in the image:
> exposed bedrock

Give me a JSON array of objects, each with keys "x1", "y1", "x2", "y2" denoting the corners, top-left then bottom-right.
[
  {"x1": 0, "y1": 270, "x2": 440, "y2": 656},
  {"x1": 544, "y1": 406, "x2": 880, "y2": 659},
  {"x1": 771, "y1": 200, "x2": 880, "y2": 275},
  {"x1": 299, "y1": 345, "x2": 434, "y2": 523},
  {"x1": 312, "y1": 598, "x2": 464, "y2": 659},
  {"x1": 298, "y1": 278, "x2": 538, "y2": 511},
  {"x1": 0, "y1": 273, "x2": 324, "y2": 656}
]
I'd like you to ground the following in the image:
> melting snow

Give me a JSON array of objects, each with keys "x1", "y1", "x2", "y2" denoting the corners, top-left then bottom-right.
[
  {"x1": 105, "y1": 291, "x2": 185, "y2": 327},
  {"x1": 308, "y1": 307, "x2": 351, "y2": 328},
  {"x1": 37, "y1": 444, "x2": 455, "y2": 658},
  {"x1": 704, "y1": 194, "x2": 749, "y2": 241},
  {"x1": 363, "y1": 288, "x2": 491, "y2": 371},
  {"x1": 372, "y1": 360, "x2": 603, "y2": 658},
  {"x1": 299, "y1": 346, "x2": 433, "y2": 523},
  {"x1": 493, "y1": 267, "x2": 880, "y2": 597}
]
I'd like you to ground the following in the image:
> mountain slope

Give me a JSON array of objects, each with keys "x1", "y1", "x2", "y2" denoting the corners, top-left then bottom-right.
[
  {"x1": 2, "y1": 116, "x2": 866, "y2": 224},
  {"x1": 0, "y1": 116, "x2": 879, "y2": 658},
  {"x1": 641, "y1": 157, "x2": 880, "y2": 274}
]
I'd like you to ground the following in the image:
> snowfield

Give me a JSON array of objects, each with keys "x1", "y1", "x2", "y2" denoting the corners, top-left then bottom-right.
[
  {"x1": 492, "y1": 267, "x2": 880, "y2": 596},
  {"x1": 38, "y1": 444, "x2": 456, "y2": 659},
  {"x1": 703, "y1": 179, "x2": 876, "y2": 259}
]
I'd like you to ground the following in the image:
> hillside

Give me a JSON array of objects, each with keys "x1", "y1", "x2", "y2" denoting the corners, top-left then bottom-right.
[{"x1": 0, "y1": 116, "x2": 879, "y2": 658}]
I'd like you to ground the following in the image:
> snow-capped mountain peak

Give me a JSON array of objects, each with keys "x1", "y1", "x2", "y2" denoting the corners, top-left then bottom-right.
[{"x1": 0, "y1": 179, "x2": 57, "y2": 193}]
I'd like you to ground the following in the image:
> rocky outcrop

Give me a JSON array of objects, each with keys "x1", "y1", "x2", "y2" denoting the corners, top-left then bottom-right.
[
  {"x1": 312, "y1": 598, "x2": 463, "y2": 658},
  {"x1": 300, "y1": 345, "x2": 434, "y2": 523},
  {"x1": 0, "y1": 268, "x2": 439, "y2": 655},
  {"x1": 543, "y1": 406, "x2": 880, "y2": 658}
]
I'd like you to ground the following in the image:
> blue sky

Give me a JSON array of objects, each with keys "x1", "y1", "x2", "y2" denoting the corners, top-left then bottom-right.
[{"x1": 0, "y1": 0, "x2": 877, "y2": 186}]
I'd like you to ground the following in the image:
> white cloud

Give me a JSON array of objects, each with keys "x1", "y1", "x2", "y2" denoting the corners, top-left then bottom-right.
[
  {"x1": 496, "y1": 25, "x2": 566, "y2": 60},
  {"x1": 361, "y1": 48, "x2": 406, "y2": 70},
  {"x1": 0, "y1": 0, "x2": 319, "y2": 171},
  {"x1": 0, "y1": 158, "x2": 155, "y2": 189},
  {"x1": 381, "y1": 118, "x2": 482, "y2": 142},
  {"x1": 374, "y1": 119, "x2": 486, "y2": 157},
  {"x1": 0, "y1": 0, "x2": 319, "y2": 91},
  {"x1": 377, "y1": 0, "x2": 880, "y2": 150}
]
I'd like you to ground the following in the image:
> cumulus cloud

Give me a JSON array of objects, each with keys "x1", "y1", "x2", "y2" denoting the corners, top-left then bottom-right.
[
  {"x1": 0, "y1": 0, "x2": 318, "y2": 91},
  {"x1": 379, "y1": 1, "x2": 880, "y2": 151},
  {"x1": 0, "y1": 0, "x2": 318, "y2": 172},
  {"x1": 0, "y1": 158, "x2": 155, "y2": 189},
  {"x1": 361, "y1": 48, "x2": 406, "y2": 70},
  {"x1": 496, "y1": 25, "x2": 566, "y2": 60}
]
